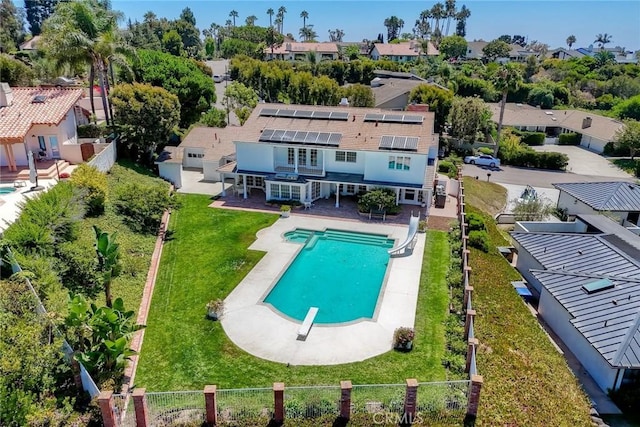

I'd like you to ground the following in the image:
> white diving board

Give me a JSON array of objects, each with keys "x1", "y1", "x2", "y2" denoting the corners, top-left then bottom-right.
[
  {"x1": 388, "y1": 213, "x2": 420, "y2": 255},
  {"x1": 298, "y1": 307, "x2": 319, "y2": 339}
]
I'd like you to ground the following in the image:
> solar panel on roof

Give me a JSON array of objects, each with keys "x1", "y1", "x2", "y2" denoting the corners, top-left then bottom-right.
[
  {"x1": 379, "y1": 135, "x2": 419, "y2": 151},
  {"x1": 260, "y1": 129, "x2": 275, "y2": 141},
  {"x1": 330, "y1": 111, "x2": 349, "y2": 120},
  {"x1": 318, "y1": 132, "x2": 330, "y2": 143},
  {"x1": 293, "y1": 131, "x2": 307, "y2": 142},
  {"x1": 312, "y1": 111, "x2": 331, "y2": 119},
  {"x1": 305, "y1": 132, "x2": 319, "y2": 143},
  {"x1": 364, "y1": 113, "x2": 384, "y2": 122},
  {"x1": 328, "y1": 133, "x2": 342, "y2": 145},
  {"x1": 294, "y1": 110, "x2": 313, "y2": 118},
  {"x1": 282, "y1": 130, "x2": 296, "y2": 141},
  {"x1": 278, "y1": 109, "x2": 296, "y2": 117},
  {"x1": 402, "y1": 115, "x2": 424, "y2": 123},
  {"x1": 379, "y1": 135, "x2": 394, "y2": 148},
  {"x1": 260, "y1": 108, "x2": 278, "y2": 117},
  {"x1": 272, "y1": 129, "x2": 285, "y2": 140},
  {"x1": 405, "y1": 137, "x2": 419, "y2": 150}
]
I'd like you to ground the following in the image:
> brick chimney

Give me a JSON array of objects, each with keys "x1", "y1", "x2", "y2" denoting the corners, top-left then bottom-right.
[
  {"x1": 582, "y1": 117, "x2": 592, "y2": 129},
  {"x1": 0, "y1": 83, "x2": 14, "y2": 107}
]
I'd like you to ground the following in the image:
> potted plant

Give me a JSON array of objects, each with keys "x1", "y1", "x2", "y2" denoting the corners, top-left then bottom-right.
[
  {"x1": 206, "y1": 299, "x2": 225, "y2": 320},
  {"x1": 59, "y1": 172, "x2": 70, "y2": 181},
  {"x1": 418, "y1": 220, "x2": 428, "y2": 233},
  {"x1": 280, "y1": 204, "x2": 291, "y2": 218},
  {"x1": 393, "y1": 327, "x2": 415, "y2": 351}
]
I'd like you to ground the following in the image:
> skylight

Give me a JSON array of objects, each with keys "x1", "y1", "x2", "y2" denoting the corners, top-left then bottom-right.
[{"x1": 582, "y1": 278, "x2": 614, "y2": 294}]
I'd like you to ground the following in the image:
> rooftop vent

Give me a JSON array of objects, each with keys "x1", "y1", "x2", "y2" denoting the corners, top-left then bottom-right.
[
  {"x1": 582, "y1": 278, "x2": 614, "y2": 295},
  {"x1": 0, "y1": 82, "x2": 13, "y2": 107},
  {"x1": 32, "y1": 95, "x2": 47, "y2": 103}
]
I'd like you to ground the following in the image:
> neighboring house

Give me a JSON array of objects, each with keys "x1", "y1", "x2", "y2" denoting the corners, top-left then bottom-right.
[
  {"x1": 215, "y1": 103, "x2": 439, "y2": 207},
  {"x1": 487, "y1": 103, "x2": 625, "y2": 153},
  {"x1": 549, "y1": 48, "x2": 587, "y2": 60},
  {"x1": 576, "y1": 45, "x2": 639, "y2": 64},
  {"x1": 511, "y1": 214, "x2": 640, "y2": 393},
  {"x1": 370, "y1": 73, "x2": 448, "y2": 110},
  {"x1": 18, "y1": 35, "x2": 41, "y2": 51},
  {"x1": 553, "y1": 181, "x2": 640, "y2": 226},
  {"x1": 370, "y1": 41, "x2": 439, "y2": 62},
  {"x1": 156, "y1": 126, "x2": 236, "y2": 189},
  {"x1": 0, "y1": 83, "x2": 88, "y2": 171},
  {"x1": 336, "y1": 41, "x2": 370, "y2": 57},
  {"x1": 264, "y1": 42, "x2": 339, "y2": 62},
  {"x1": 464, "y1": 40, "x2": 536, "y2": 63}
]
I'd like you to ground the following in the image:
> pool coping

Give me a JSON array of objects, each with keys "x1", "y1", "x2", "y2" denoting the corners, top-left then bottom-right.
[{"x1": 221, "y1": 214, "x2": 425, "y2": 365}]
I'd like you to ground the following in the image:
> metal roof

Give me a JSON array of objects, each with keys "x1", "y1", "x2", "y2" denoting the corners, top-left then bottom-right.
[
  {"x1": 553, "y1": 182, "x2": 640, "y2": 212},
  {"x1": 531, "y1": 270, "x2": 640, "y2": 368},
  {"x1": 577, "y1": 214, "x2": 640, "y2": 254},
  {"x1": 511, "y1": 232, "x2": 640, "y2": 279}
]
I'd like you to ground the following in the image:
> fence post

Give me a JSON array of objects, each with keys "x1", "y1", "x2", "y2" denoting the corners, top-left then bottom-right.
[
  {"x1": 98, "y1": 391, "x2": 117, "y2": 427},
  {"x1": 204, "y1": 385, "x2": 218, "y2": 426},
  {"x1": 465, "y1": 338, "x2": 479, "y2": 373},
  {"x1": 403, "y1": 378, "x2": 418, "y2": 423},
  {"x1": 466, "y1": 375, "x2": 484, "y2": 418},
  {"x1": 464, "y1": 309, "x2": 476, "y2": 340},
  {"x1": 340, "y1": 380, "x2": 352, "y2": 419},
  {"x1": 132, "y1": 388, "x2": 149, "y2": 427},
  {"x1": 70, "y1": 357, "x2": 83, "y2": 391},
  {"x1": 463, "y1": 285, "x2": 473, "y2": 309},
  {"x1": 273, "y1": 382, "x2": 285, "y2": 423}
]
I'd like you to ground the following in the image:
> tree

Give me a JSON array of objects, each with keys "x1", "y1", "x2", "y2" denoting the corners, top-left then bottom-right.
[
  {"x1": 414, "y1": 10, "x2": 431, "y2": 39},
  {"x1": 512, "y1": 196, "x2": 554, "y2": 221},
  {"x1": 110, "y1": 83, "x2": 180, "y2": 164},
  {"x1": 173, "y1": 16, "x2": 203, "y2": 58},
  {"x1": 266, "y1": 8, "x2": 274, "y2": 27},
  {"x1": 439, "y1": 35, "x2": 467, "y2": 59},
  {"x1": 431, "y1": 2, "x2": 446, "y2": 34},
  {"x1": 566, "y1": 35, "x2": 576, "y2": 48},
  {"x1": 526, "y1": 40, "x2": 549, "y2": 58},
  {"x1": 24, "y1": 0, "x2": 58, "y2": 35},
  {"x1": 448, "y1": 96, "x2": 493, "y2": 144},
  {"x1": 224, "y1": 82, "x2": 258, "y2": 125},
  {"x1": 277, "y1": 6, "x2": 287, "y2": 34},
  {"x1": 245, "y1": 15, "x2": 257, "y2": 26},
  {"x1": 162, "y1": 29, "x2": 184, "y2": 56},
  {"x1": 444, "y1": 0, "x2": 457, "y2": 35},
  {"x1": 594, "y1": 50, "x2": 615, "y2": 67},
  {"x1": 300, "y1": 10, "x2": 309, "y2": 31},
  {"x1": 512, "y1": 35, "x2": 526, "y2": 47},
  {"x1": 482, "y1": 39, "x2": 511, "y2": 62},
  {"x1": 340, "y1": 84, "x2": 375, "y2": 107},
  {"x1": 614, "y1": 95, "x2": 640, "y2": 121},
  {"x1": 93, "y1": 226, "x2": 120, "y2": 308},
  {"x1": 497, "y1": 35, "x2": 512, "y2": 44},
  {"x1": 229, "y1": 10, "x2": 238, "y2": 27},
  {"x1": 614, "y1": 120, "x2": 640, "y2": 159},
  {"x1": 384, "y1": 16, "x2": 403, "y2": 42},
  {"x1": 0, "y1": 53, "x2": 34, "y2": 85},
  {"x1": 455, "y1": 4, "x2": 470, "y2": 37},
  {"x1": 524, "y1": 55, "x2": 539, "y2": 81},
  {"x1": 265, "y1": 26, "x2": 284, "y2": 57},
  {"x1": 594, "y1": 33, "x2": 612, "y2": 49},
  {"x1": 199, "y1": 107, "x2": 227, "y2": 127},
  {"x1": 328, "y1": 28, "x2": 345, "y2": 42},
  {"x1": 299, "y1": 25, "x2": 317, "y2": 43},
  {"x1": 180, "y1": 7, "x2": 196, "y2": 26},
  {"x1": 409, "y1": 84, "x2": 453, "y2": 133},
  {"x1": 0, "y1": 0, "x2": 25, "y2": 53},
  {"x1": 493, "y1": 63, "x2": 523, "y2": 156}
]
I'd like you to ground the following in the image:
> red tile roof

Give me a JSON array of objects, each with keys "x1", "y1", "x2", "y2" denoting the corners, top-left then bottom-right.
[{"x1": 0, "y1": 87, "x2": 83, "y2": 143}]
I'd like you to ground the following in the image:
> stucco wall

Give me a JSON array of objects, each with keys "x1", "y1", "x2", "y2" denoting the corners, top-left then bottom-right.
[
  {"x1": 157, "y1": 162, "x2": 182, "y2": 188},
  {"x1": 236, "y1": 142, "x2": 274, "y2": 172},
  {"x1": 363, "y1": 151, "x2": 428, "y2": 185},
  {"x1": 513, "y1": 245, "x2": 544, "y2": 292},
  {"x1": 87, "y1": 141, "x2": 116, "y2": 172}
]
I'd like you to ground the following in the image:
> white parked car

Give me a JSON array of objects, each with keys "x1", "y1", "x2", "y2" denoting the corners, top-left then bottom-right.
[
  {"x1": 213, "y1": 74, "x2": 223, "y2": 83},
  {"x1": 463, "y1": 154, "x2": 501, "y2": 168}
]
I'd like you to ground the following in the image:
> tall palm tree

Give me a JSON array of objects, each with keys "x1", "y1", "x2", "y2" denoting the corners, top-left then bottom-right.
[
  {"x1": 299, "y1": 25, "x2": 317, "y2": 43},
  {"x1": 455, "y1": 5, "x2": 470, "y2": 37},
  {"x1": 444, "y1": 0, "x2": 457, "y2": 35},
  {"x1": 277, "y1": 6, "x2": 287, "y2": 34},
  {"x1": 266, "y1": 8, "x2": 274, "y2": 27},
  {"x1": 566, "y1": 35, "x2": 576, "y2": 49},
  {"x1": 300, "y1": 10, "x2": 308, "y2": 31},
  {"x1": 493, "y1": 63, "x2": 522, "y2": 157},
  {"x1": 245, "y1": 15, "x2": 257, "y2": 26},
  {"x1": 41, "y1": 0, "x2": 126, "y2": 126},
  {"x1": 431, "y1": 3, "x2": 446, "y2": 34},
  {"x1": 594, "y1": 33, "x2": 612, "y2": 50},
  {"x1": 229, "y1": 10, "x2": 238, "y2": 27}
]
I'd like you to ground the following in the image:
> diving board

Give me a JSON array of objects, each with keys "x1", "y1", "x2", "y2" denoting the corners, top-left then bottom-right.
[
  {"x1": 298, "y1": 307, "x2": 319, "y2": 339},
  {"x1": 388, "y1": 213, "x2": 420, "y2": 255}
]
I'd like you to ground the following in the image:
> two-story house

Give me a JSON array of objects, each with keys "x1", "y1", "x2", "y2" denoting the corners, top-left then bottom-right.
[
  {"x1": 216, "y1": 104, "x2": 438, "y2": 208},
  {"x1": 264, "y1": 42, "x2": 339, "y2": 62}
]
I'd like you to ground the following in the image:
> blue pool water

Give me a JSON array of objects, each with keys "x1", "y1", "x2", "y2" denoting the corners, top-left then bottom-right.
[
  {"x1": 263, "y1": 229, "x2": 394, "y2": 324},
  {"x1": 0, "y1": 187, "x2": 16, "y2": 195}
]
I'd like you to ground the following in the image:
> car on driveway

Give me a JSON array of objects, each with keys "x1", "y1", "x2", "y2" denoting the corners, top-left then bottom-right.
[
  {"x1": 463, "y1": 154, "x2": 500, "y2": 167},
  {"x1": 213, "y1": 74, "x2": 223, "y2": 83}
]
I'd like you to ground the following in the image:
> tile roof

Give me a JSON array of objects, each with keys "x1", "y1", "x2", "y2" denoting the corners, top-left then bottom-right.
[
  {"x1": 234, "y1": 103, "x2": 437, "y2": 154},
  {"x1": 531, "y1": 270, "x2": 640, "y2": 368},
  {"x1": 372, "y1": 41, "x2": 439, "y2": 57},
  {"x1": 511, "y1": 231, "x2": 640, "y2": 279},
  {"x1": 266, "y1": 42, "x2": 339, "y2": 55},
  {"x1": 0, "y1": 87, "x2": 83, "y2": 143},
  {"x1": 371, "y1": 79, "x2": 426, "y2": 107},
  {"x1": 553, "y1": 182, "x2": 640, "y2": 211},
  {"x1": 487, "y1": 103, "x2": 625, "y2": 142}
]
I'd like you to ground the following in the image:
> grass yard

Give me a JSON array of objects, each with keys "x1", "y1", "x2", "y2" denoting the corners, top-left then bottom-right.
[
  {"x1": 461, "y1": 178, "x2": 507, "y2": 217},
  {"x1": 464, "y1": 179, "x2": 593, "y2": 426},
  {"x1": 135, "y1": 194, "x2": 450, "y2": 390},
  {"x1": 611, "y1": 158, "x2": 639, "y2": 177}
]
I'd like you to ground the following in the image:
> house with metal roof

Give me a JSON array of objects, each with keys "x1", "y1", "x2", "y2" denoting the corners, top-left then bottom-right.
[
  {"x1": 553, "y1": 182, "x2": 640, "y2": 226},
  {"x1": 214, "y1": 103, "x2": 438, "y2": 207},
  {"x1": 511, "y1": 215, "x2": 640, "y2": 393}
]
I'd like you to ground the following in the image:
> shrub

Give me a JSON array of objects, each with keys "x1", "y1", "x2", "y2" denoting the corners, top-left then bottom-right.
[
  {"x1": 558, "y1": 132, "x2": 581, "y2": 145},
  {"x1": 70, "y1": 164, "x2": 107, "y2": 216},
  {"x1": 77, "y1": 124, "x2": 102, "y2": 138},
  {"x1": 468, "y1": 230, "x2": 490, "y2": 252},
  {"x1": 513, "y1": 130, "x2": 545, "y2": 146},
  {"x1": 56, "y1": 241, "x2": 99, "y2": 298},
  {"x1": 438, "y1": 160, "x2": 455, "y2": 174},
  {"x1": 393, "y1": 327, "x2": 415, "y2": 350},
  {"x1": 113, "y1": 182, "x2": 176, "y2": 234},
  {"x1": 466, "y1": 212, "x2": 486, "y2": 231},
  {"x1": 478, "y1": 146, "x2": 493, "y2": 155},
  {"x1": 357, "y1": 188, "x2": 400, "y2": 215}
]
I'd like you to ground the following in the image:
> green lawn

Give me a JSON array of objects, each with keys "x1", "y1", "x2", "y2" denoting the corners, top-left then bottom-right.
[
  {"x1": 463, "y1": 179, "x2": 593, "y2": 426},
  {"x1": 461, "y1": 179, "x2": 507, "y2": 217},
  {"x1": 135, "y1": 194, "x2": 450, "y2": 390},
  {"x1": 611, "y1": 158, "x2": 638, "y2": 176}
]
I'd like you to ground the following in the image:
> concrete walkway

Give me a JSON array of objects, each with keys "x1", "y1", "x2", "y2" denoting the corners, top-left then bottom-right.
[{"x1": 221, "y1": 215, "x2": 425, "y2": 365}]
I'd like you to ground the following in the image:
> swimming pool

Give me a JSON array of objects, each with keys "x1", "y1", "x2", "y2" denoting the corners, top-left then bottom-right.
[
  {"x1": 0, "y1": 187, "x2": 16, "y2": 195},
  {"x1": 263, "y1": 229, "x2": 394, "y2": 324}
]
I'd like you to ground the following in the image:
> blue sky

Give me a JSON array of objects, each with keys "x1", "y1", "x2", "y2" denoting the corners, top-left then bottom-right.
[{"x1": 112, "y1": 0, "x2": 640, "y2": 50}]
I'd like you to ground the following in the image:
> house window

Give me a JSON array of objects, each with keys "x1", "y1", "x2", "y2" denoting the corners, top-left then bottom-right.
[
  {"x1": 287, "y1": 148, "x2": 295, "y2": 165},
  {"x1": 388, "y1": 156, "x2": 410, "y2": 171},
  {"x1": 298, "y1": 149, "x2": 307, "y2": 166},
  {"x1": 346, "y1": 184, "x2": 355, "y2": 194},
  {"x1": 37, "y1": 136, "x2": 46, "y2": 151},
  {"x1": 187, "y1": 152, "x2": 204, "y2": 158},
  {"x1": 270, "y1": 183, "x2": 280, "y2": 199},
  {"x1": 310, "y1": 149, "x2": 318, "y2": 166},
  {"x1": 291, "y1": 186, "x2": 300, "y2": 200},
  {"x1": 270, "y1": 183, "x2": 301, "y2": 200},
  {"x1": 335, "y1": 151, "x2": 357, "y2": 163}
]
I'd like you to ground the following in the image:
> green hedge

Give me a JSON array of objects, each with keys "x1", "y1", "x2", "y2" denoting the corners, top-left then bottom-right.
[
  {"x1": 500, "y1": 145, "x2": 569, "y2": 170},
  {"x1": 438, "y1": 160, "x2": 455, "y2": 174},
  {"x1": 77, "y1": 124, "x2": 102, "y2": 138},
  {"x1": 512, "y1": 129, "x2": 545, "y2": 146},
  {"x1": 558, "y1": 132, "x2": 581, "y2": 145}
]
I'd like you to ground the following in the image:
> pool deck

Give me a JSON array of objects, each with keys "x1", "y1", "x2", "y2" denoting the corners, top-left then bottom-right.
[{"x1": 221, "y1": 214, "x2": 425, "y2": 365}]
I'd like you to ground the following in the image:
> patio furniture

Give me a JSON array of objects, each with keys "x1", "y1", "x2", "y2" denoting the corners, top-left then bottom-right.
[
  {"x1": 297, "y1": 307, "x2": 319, "y2": 339},
  {"x1": 303, "y1": 200, "x2": 313, "y2": 210},
  {"x1": 13, "y1": 180, "x2": 26, "y2": 188}
]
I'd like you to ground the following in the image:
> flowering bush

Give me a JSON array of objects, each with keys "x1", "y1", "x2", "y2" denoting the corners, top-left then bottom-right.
[{"x1": 393, "y1": 327, "x2": 415, "y2": 349}]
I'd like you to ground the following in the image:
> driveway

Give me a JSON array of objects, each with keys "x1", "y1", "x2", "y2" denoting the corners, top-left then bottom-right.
[
  {"x1": 205, "y1": 59, "x2": 240, "y2": 126},
  {"x1": 531, "y1": 145, "x2": 632, "y2": 179}
]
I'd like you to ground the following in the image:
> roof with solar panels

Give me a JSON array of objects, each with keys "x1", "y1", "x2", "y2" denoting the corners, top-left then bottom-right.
[{"x1": 235, "y1": 103, "x2": 437, "y2": 154}]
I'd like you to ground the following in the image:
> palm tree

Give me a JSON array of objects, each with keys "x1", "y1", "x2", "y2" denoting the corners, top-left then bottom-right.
[
  {"x1": 229, "y1": 10, "x2": 238, "y2": 27},
  {"x1": 594, "y1": 33, "x2": 612, "y2": 50},
  {"x1": 566, "y1": 35, "x2": 576, "y2": 49},
  {"x1": 277, "y1": 6, "x2": 287, "y2": 34},
  {"x1": 266, "y1": 8, "x2": 274, "y2": 27},
  {"x1": 445, "y1": 0, "x2": 457, "y2": 35},
  {"x1": 431, "y1": 3, "x2": 446, "y2": 34},
  {"x1": 299, "y1": 25, "x2": 317, "y2": 43},
  {"x1": 493, "y1": 63, "x2": 522, "y2": 157},
  {"x1": 300, "y1": 10, "x2": 309, "y2": 31},
  {"x1": 455, "y1": 5, "x2": 471, "y2": 37},
  {"x1": 245, "y1": 15, "x2": 257, "y2": 26}
]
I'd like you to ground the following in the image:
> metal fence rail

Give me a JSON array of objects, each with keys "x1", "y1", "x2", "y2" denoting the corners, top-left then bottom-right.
[
  {"x1": 350, "y1": 383, "x2": 406, "y2": 415},
  {"x1": 112, "y1": 393, "x2": 135, "y2": 427},
  {"x1": 145, "y1": 391, "x2": 204, "y2": 426},
  {"x1": 216, "y1": 387, "x2": 273, "y2": 423},
  {"x1": 284, "y1": 385, "x2": 341, "y2": 419},
  {"x1": 416, "y1": 381, "x2": 469, "y2": 422}
]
